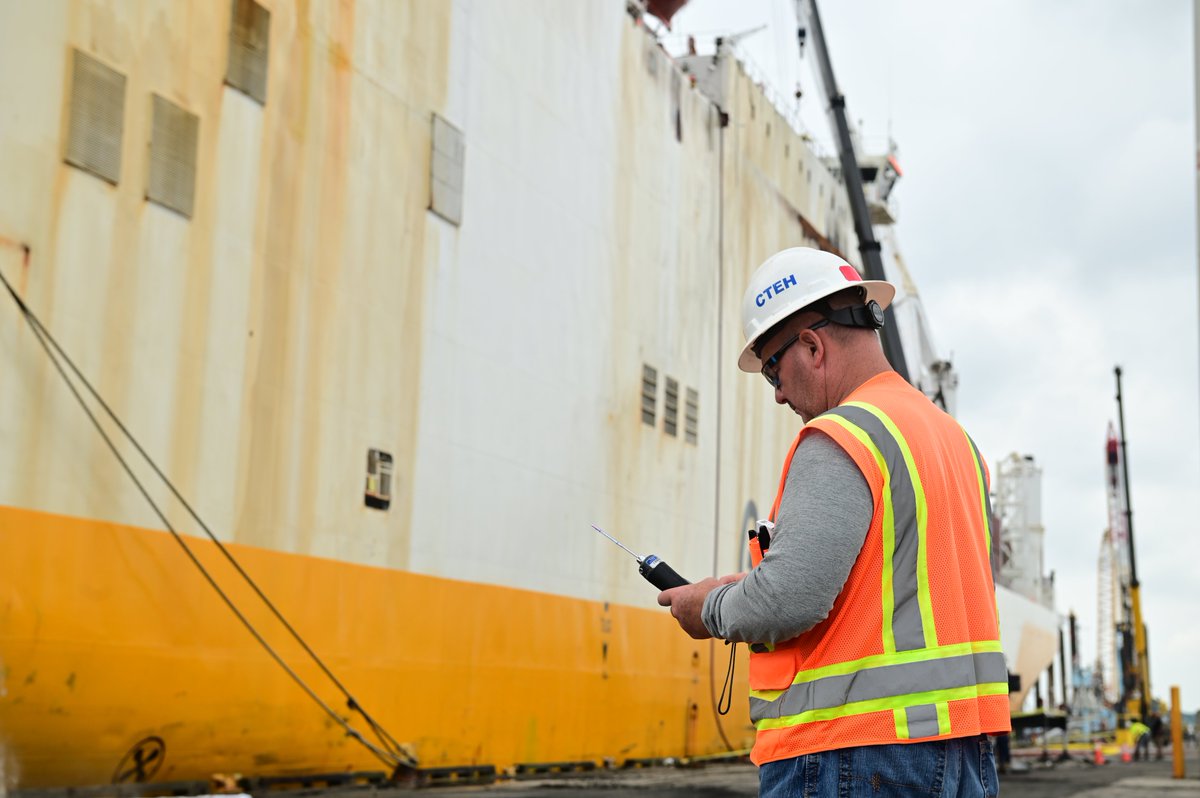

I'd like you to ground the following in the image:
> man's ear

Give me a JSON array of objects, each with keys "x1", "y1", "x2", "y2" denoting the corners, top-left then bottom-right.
[{"x1": 800, "y1": 330, "x2": 823, "y2": 363}]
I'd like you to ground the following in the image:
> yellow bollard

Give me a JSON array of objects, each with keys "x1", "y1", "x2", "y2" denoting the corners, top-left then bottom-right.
[{"x1": 1171, "y1": 685, "x2": 1185, "y2": 779}]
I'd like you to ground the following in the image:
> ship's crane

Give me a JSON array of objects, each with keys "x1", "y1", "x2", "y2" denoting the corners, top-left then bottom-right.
[
  {"x1": 791, "y1": 0, "x2": 911, "y2": 383},
  {"x1": 1096, "y1": 424, "x2": 1124, "y2": 706},
  {"x1": 1102, "y1": 368, "x2": 1151, "y2": 720}
]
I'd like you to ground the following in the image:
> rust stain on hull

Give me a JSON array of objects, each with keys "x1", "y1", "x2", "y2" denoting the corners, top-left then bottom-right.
[
  {"x1": 232, "y1": 0, "x2": 452, "y2": 569},
  {"x1": 235, "y1": 0, "x2": 316, "y2": 553},
  {"x1": 293, "y1": 0, "x2": 356, "y2": 556}
]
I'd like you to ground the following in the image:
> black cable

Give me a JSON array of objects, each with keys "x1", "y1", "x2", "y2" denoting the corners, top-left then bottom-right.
[
  {"x1": 0, "y1": 267, "x2": 414, "y2": 770},
  {"x1": 30, "y1": 303, "x2": 410, "y2": 765},
  {"x1": 706, "y1": 91, "x2": 736, "y2": 752},
  {"x1": 29, "y1": 302, "x2": 409, "y2": 763},
  {"x1": 717, "y1": 640, "x2": 736, "y2": 716}
]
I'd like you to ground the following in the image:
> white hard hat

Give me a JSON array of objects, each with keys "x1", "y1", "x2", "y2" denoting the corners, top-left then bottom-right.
[{"x1": 737, "y1": 247, "x2": 896, "y2": 373}]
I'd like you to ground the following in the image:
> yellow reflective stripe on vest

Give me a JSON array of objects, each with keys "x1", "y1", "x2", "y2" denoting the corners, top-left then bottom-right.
[
  {"x1": 962, "y1": 428, "x2": 1003, "y2": 634},
  {"x1": 749, "y1": 639, "x2": 1003, "y2": 699},
  {"x1": 843, "y1": 401, "x2": 938, "y2": 650},
  {"x1": 749, "y1": 647, "x2": 1008, "y2": 724},
  {"x1": 816, "y1": 412, "x2": 901, "y2": 652},
  {"x1": 937, "y1": 701, "x2": 952, "y2": 735},
  {"x1": 755, "y1": 681, "x2": 1010, "y2": 731},
  {"x1": 820, "y1": 403, "x2": 937, "y2": 652},
  {"x1": 893, "y1": 707, "x2": 908, "y2": 738},
  {"x1": 962, "y1": 429, "x2": 994, "y2": 555}
]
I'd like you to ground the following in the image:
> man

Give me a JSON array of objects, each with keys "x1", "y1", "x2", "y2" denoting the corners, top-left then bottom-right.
[
  {"x1": 1148, "y1": 712, "x2": 1164, "y2": 760},
  {"x1": 659, "y1": 248, "x2": 1011, "y2": 796},
  {"x1": 1130, "y1": 718, "x2": 1151, "y2": 761}
]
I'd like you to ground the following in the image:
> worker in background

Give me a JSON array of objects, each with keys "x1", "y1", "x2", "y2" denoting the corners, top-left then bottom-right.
[
  {"x1": 659, "y1": 248, "x2": 1011, "y2": 796},
  {"x1": 1130, "y1": 718, "x2": 1151, "y2": 761},
  {"x1": 994, "y1": 731, "x2": 1012, "y2": 775},
  {"x1": 1148, "y1": 711, "x2": 1165, "y2": 760}
]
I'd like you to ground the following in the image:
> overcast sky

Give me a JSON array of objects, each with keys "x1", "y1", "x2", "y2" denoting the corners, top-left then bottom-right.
[{"x1": 664, "y1": 1, "x2": 1199, "y2": 713}]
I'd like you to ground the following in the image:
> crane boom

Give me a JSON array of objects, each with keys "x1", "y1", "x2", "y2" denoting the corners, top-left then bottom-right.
[
  {"x1": 794, "y1": 0, "x2": 910, "y2": 382},
  {"x1": 1114, "y1": 366, "x2": 1151, "y2": 719}
]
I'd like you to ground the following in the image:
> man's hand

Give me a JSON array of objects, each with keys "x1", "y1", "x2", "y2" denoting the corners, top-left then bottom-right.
[{"x1": 657, "y1": 573, "x2": 745, "y2": 640}]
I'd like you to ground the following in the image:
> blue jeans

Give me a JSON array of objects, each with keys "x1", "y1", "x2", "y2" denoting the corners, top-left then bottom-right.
[{"x1": 759, "y1": 735, "x2": 999, "y2": 797}]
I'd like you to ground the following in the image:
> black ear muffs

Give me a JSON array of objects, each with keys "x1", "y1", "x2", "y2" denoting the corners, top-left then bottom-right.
[
  {"x1": 819, "y1": 299, "x2": 886, "y2": 329},
  {"x1": 859, "y1": 299, "x2": 886, "y2": 329}
]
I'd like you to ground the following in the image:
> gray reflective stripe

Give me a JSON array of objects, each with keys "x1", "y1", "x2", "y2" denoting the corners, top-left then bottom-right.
[
  {"x1": 748, "y1": 650, "x2": 1008, "y2": 722},
  {"x1": 906, "y1": 704, "x2": 940, "y2": 738},
  {"x1": 826, "y1": 405, "x2": 926, "y2": 652},
  {"x1": 964, "y1": 433, "x2": 994, "y2": 549}
]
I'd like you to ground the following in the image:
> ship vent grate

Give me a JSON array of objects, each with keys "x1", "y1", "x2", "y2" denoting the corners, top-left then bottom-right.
[
  {"x1": 641, "y1": 364, "x2": 657, "y2": 426},
  {"x1": 147, "y1": 95, "x2": 199, "y2": 218},
  {"x1": 226, "y1": 0, "x2": 270, "y2": 103},
  {"x1": 65, "y1": 49, "x2": 126, "y2": 185},
  {"x1": 430, "y1": 114, "x2": 465, "y2": 225},
  {"x1": 663, "y1": 377, "x2": 678, "y2": 437},
  {"x1": 685, "y1": 387, "x2": 698, "y2": 444}
]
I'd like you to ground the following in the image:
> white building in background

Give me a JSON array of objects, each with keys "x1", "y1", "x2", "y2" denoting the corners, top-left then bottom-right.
[
  {"x1": 990, "y1": 452, "x2": 1062, "y2": 711},
  {"x1": 994, "y1": 453, "x2": 1055, "y2": 610}
]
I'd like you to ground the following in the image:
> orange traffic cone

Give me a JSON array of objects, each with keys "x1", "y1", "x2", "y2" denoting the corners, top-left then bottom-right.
[
  {"x1": 1093, "y1": 741, "x2": 1106, "y2": 765},
  {"x1": 1120, "y1": 744, "x2": 1131, "y2": 763}
]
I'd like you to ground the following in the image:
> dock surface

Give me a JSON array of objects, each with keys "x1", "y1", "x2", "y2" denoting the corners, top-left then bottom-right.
[{"x1": 371, "y1": 750, "x2": 1200, "y2": 797}]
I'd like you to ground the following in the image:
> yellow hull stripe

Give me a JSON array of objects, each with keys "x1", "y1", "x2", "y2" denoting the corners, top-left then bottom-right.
[{"x1": 0, "y1": 505, "x2": 752, "y2": 787}]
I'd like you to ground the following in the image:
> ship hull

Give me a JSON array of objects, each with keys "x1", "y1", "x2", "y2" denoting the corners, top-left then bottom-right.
[{"x1": 995, "y1": 584, "x2": 1060, "y2": 714}]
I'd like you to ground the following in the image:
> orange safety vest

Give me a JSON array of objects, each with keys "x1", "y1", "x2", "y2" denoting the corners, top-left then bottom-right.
[{"x1": 747, "y1": 371, "x2": 1011, "y2": 765}]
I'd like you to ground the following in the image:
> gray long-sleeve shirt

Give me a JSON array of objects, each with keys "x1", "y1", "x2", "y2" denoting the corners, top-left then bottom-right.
[{"x1": 702, "y1": 431, "x2": 873, "y2": 645}]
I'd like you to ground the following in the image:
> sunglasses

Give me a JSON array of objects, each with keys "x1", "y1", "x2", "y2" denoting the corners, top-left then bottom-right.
[{"x1": 760, "y1": 319, "x2": 830, "y2": 388}]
